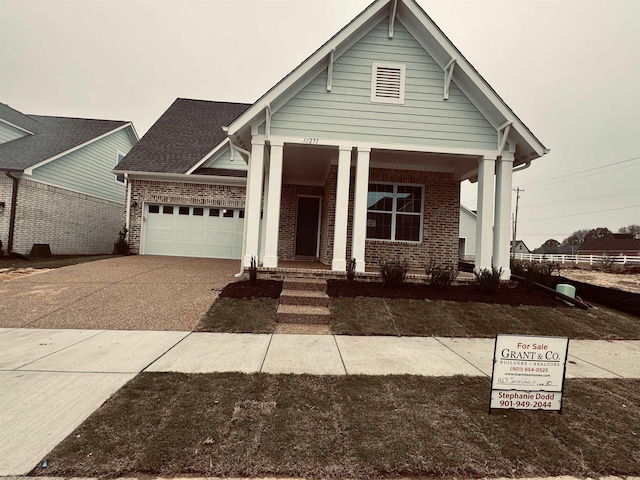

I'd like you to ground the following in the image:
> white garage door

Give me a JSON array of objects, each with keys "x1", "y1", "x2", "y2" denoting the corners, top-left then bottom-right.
[{"x1": 143, "y1": 204, "x2": 244, "y2": 259}]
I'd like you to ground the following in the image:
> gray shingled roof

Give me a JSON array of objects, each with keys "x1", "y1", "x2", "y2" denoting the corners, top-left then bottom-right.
[
  {"x1": 0, "y1": 104, "x2": 129, "y2": 171},
  {"x1": 0, "y1": 103, "x2": 41, "y2": 133},
  {"x1": 115, "y1": 98, "x2": 251, "y2": 174}
]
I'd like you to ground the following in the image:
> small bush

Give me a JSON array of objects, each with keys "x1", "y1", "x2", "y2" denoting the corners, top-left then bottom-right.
[
  {"x1": 599, "y1": 254, "x2": 616, "y2": 270},
  {"x1": 510, "y1": 259, "x2": 557, "y2": 291},
  {"x1": 427, "y1": 264, "x2": 458, "y2": 289},
  {"x1": 113, "y1": 225, "x2": 129, "y2": 255},
  {"x1": 249, "y1": 256, "x2": 258, "y2": 284},
  {"x1": 379, "y1": 257, "x2": 409, "y2": 289},
  {"x1": 474, "y1": 267, "x2": 503, "y2": 294},
  {"x1": 346, "y1": 258, "x2": 356, "y2": 284}
]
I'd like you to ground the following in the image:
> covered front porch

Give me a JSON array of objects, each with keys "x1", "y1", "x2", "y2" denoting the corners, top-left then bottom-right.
[{"x1": 236, "y1": 135, "x2": 514, "y2": 277}]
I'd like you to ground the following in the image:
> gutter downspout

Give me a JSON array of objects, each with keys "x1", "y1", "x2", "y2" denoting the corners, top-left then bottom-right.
[
  {"x1": 224, "y1": 133, "x2": 252, "y2": 278},
  {"x1": 5, "y1": 171, "x2": 19, "y2": 254}
]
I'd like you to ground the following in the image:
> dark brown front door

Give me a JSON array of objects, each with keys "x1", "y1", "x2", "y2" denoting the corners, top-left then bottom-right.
[{"x1": 295, "y1": 196, "x2": 320, "y2": 256}]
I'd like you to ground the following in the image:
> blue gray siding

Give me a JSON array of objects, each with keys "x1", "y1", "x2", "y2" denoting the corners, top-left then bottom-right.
[
  {"x1": 270, "y1": 20, "x2": 496, "y2": 150},
  {"x1": 202, "y1": 146, "x2": 247, "y2": 171},
  {"x1": 0, "y1": 121, "x2": 29, "y2": 145},
  {"x1": 30, "y1": 128, "x2": 134, "y2": 203}
]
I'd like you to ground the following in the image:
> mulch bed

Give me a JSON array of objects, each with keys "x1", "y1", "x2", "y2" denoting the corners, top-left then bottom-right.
[
  {"x1": 327, "y1": 279, "x2": 567, "y2": 307},
  {"x1": 218, "y1": 279, "x2": 283, "y2": 299}
]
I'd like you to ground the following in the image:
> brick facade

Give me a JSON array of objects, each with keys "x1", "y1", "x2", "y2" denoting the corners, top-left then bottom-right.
[
  {"x1": 0, "y1": 176, "x2": 124, "y2": 255},
  {"x1": 317, "y1": 166, "x2": 460, "y2": 269},
  {"x1": 128, "y1": 179, "x2": 246, "y2": 254},
  {"x1": 127, "y1": 167, "x2": 459, "y2": 269}
]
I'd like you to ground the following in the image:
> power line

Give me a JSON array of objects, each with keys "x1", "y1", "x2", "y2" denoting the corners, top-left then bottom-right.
[
  {"x1": 520, "y1": 188, "x2": 640, "y2": 209},
  {"x1": 519, "y1": 204, "x2": 639, "y2": 223},
  {"x1": 521, "y1": 155, "x2": 640, "y2": 189}
]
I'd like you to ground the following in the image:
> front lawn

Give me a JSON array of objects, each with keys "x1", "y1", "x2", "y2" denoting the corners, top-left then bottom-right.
[{"x1": 33, "y1": 373, "x2": 640, "y2": 478}]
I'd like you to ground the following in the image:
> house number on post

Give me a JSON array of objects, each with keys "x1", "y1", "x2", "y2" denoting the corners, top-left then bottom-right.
[{"x1": 303, "y1": 137, "x2": 319, "y2": 144}]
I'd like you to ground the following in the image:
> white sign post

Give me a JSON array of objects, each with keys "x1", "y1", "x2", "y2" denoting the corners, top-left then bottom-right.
[{"x1": 490, "y1": 334, "x2": 569, "y2": 413}]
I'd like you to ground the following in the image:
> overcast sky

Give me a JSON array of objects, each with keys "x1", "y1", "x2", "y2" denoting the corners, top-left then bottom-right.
[{"x1": 1, "y1": 0, "x2": 638, "y2": 251}]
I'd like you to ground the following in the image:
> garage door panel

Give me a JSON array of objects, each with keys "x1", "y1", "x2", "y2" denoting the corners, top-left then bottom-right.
[{"x1": 143, "y1": 204, "x2": 244, "y2": 259}]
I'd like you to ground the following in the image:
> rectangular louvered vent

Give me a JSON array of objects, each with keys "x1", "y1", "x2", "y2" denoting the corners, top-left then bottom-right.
[{"x1": 371, "y1": 62, "x2": 405, "y2": 104}]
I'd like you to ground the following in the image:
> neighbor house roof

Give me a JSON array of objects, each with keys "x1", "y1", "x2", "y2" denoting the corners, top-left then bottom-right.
[
  {"x1": 0, "y1": 103, "x2": 134, "y2": 172},
  {"x1": 115, "y1": 98, "x2": 251, "y2": 175},
  {"x1": 580, "y1": 234, "x2": 640, "y2": 252}
]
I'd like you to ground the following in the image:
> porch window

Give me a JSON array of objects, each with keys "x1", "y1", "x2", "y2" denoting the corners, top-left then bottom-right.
[{"x1": 367, "y1": 183, "x2": 422, "y2": 242}]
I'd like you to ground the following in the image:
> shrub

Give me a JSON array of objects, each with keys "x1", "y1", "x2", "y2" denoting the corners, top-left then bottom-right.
[
  {"x1": 346, "y1": 258, "x2": 356, "y2": 284},
  {"x1": 249, "y1": 256, "x2": 258, "y2": 284},
  {"x1": 379, "y1": 257, "x2": 409, "y2": 289},
  {"x1": 599, "y1": 254, "x2": 616, "y2": 270},
  {"x1": 113, "y1": 225, "x2": 129, "y2": 255},
  {"x1": 427, "y1": 264, "x2": 458, "y2": 289},
  {"x1": 510, "y1": 259, "x2": 557, "y2": 291},
  {"x1": 474, "y1": 267, "x2": 503, "y2": 294}
]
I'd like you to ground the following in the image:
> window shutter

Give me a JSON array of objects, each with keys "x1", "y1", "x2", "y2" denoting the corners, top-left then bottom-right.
[{"x1": 371, "y1": 63, "x2": 405, "y2": 104}]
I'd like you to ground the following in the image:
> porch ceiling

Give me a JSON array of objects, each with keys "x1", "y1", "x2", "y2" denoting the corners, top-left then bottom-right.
[{"x1": 280, "y1": 144, "x2": 480, "y2": 185}]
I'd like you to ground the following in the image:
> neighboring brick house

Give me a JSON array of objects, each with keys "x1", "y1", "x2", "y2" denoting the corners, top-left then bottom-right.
[
  {"x1": 0, "y1": 103, "x2": 138, "y2": 255},
  {"x1": 579, "y1": 234, "x2": 640, "y2": 257},
  {"x1": 116, "y1": 0, "x2": 548, "y2": 276}
]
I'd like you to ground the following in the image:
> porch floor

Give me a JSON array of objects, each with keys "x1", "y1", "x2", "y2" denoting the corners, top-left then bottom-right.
[{"x1": 258, "y1": 260, "x2": 476, "y2": 284}]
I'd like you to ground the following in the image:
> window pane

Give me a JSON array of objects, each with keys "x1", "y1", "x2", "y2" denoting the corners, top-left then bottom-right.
[
  {"x1": 163, "y1": 206, "x2": 174, "y2": 214},
  {"x1": 149, "y1": 205, "x2": 160, "y2": 214},
  {"x1": 239, "y1": 210, "x2": 245, "y2": 219},
  {"x1": 366, "y1": 212, "x2": 392, "y2": 240},
  {"x1": 395, "y1": 214, "x2": 421, "y2": 241},
  {"x1": 223, "y1": 209, "x2": 234, "y2": 218},
  {"x1": 367, "y1": 184, "x2": 393, "y2": 211},
  {"x1": 209, "y1": 208, "x2": 220, "y2": 217},
  {"x1": 396, "y1": 185, "x2": 422, "y2": 213},
  {"x1": 179, "y1": 207, "x2": 189, "y2": 215},
  {"x1": 193, "y1": 207, "x2": 204, "y2": 216}
]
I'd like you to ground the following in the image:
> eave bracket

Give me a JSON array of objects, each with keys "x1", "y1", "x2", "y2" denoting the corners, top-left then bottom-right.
[
  {"x1": 327, "y1": 49, "x2": 335, "y2": 92},
  {"x1": 497, "y1": 121, "x2": 512, "y2": 157},
  {"x1": 389, "y1": 0, "x2": 398, "y2": 38},
  {"x1": 443, "y1": 58, "x2": 456, "y2": 100}
]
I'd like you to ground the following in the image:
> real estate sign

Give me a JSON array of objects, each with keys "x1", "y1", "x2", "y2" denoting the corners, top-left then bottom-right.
[{"x1": 490, "y1": 334, "x2": 569, "y2": 412}]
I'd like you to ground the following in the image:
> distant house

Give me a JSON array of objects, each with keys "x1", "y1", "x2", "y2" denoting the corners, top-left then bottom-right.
[
  {"x1": 579, "y1": 233, "x2": 640, "y2": 257},
  {"x1": 115, "y1": 0, "x2": 548, "y2": 277},
  {"x1": 458, "y1": 205, "x2": 476, "y2": 260},
  {"x1": 510, "y1": 240, "x2": 530, "y2": 254},
  {"x1": 0, "y1": 103, "x2": 138, "y2": 255},
  {"x1": 531, "y1": 244, "x2": 573, "y2": 255}
]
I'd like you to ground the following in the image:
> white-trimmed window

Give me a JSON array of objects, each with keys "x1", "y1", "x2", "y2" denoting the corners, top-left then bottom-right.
[
  {"x1": 371, "y1": 62, "x2": 406, "y2": 104},
  {"x1": 115, "y1": 151, "x2": 125, "y2": 183},
  {"x1": 366, "y1": 183, "x2": 423, "y2": 242}
]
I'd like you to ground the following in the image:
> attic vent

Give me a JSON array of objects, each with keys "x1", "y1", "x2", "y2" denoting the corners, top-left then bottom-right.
[{"x1": 371, "y1": 62, "x2": 405, "y2": 104}]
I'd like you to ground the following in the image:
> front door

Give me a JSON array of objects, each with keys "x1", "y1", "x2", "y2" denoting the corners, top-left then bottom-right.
[{"x1": 295, "y1": 196, "x2": 320, "y2": 256}]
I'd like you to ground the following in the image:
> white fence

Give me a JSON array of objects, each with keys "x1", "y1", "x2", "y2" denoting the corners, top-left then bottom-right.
[{"x1": 513, "y1": 253, "x2": 640, "y2": 266}]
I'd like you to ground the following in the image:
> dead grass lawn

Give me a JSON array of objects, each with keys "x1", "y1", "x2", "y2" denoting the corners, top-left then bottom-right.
[{"x1": 34, "y1": 373, "x2": 640, "y2": 478}]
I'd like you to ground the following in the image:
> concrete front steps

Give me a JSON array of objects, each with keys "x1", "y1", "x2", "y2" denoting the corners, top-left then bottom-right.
[{"x1": 276, "y1": 278, "x2": 330, "y2": 325}]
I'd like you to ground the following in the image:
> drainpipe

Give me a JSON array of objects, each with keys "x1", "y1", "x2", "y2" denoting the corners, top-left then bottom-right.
[
  {"x1": 5, "y1": 171, "x2": 20, "y2": 254},
  {"x1": 225, "y1": 133, "x2": 252, "y2": 278}
]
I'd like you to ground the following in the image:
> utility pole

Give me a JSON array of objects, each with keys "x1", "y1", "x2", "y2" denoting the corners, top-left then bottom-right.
[{"x1": 512, "y1": 187, "x2": 523, "y2": 258}]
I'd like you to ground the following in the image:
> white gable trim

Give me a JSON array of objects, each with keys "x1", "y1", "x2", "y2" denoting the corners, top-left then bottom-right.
[
  {"x1": 227, "y1": 0, "x2": 547, "y2": 163},
  {"x1": 0, "y1": 117, "x2": 35, "y2": 135},
  {"x1": 185, "y1": 139, "x2": 240, "y2": 175},
  {"x1": 23, "y1": 123, "x2": 136, "y2": 175},
  {"x1": 127, "y1": 171, "x2": 246, "y2": 187},
  {"x1": 399, "y1": 0, "x2": 547, "y2": 158},
  {"x1": 227, "y1": 0, "x2": 388, "y2": 136}
]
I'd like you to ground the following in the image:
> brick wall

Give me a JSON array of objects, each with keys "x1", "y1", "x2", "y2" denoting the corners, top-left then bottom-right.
[
  {"x1": 128, "y1": 179, "x2": 246, "y2": 254},
  {"x1": 319, "y1": 166, "x2": 460, "y2": 269},
  {"x1": 3, "y1": 177, "x2": 124, "y2": 255}
]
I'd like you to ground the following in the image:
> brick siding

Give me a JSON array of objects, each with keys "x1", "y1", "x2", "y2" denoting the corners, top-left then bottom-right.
[
  {"x1": 0, "y1": 177, "x2": 124, "y2": 255},
  {"x1": 128, "y1": 179, "x2": 246, "y2": 254}
]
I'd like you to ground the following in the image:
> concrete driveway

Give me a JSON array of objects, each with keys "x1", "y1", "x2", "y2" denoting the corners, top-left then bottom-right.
[{"x1": 0, "y1": 255, "x2": 241, "y2": 331}]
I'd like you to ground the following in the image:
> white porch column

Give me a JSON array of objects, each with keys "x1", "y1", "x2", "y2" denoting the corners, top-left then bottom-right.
[
  {"x1": 262, "y1": 141, "x2": 284, "y2": 268},
  {"x1": 474, "y1": 156, "x2": 495, "y2": 271},
  {"x1": 493, "y1": 153, "x2": 514, "y2": 278},
  {"x1": 351, "y1": 147, "x2": 370, "y2": 273},
  {"x1": 259, "y1": 151, "x2": 270, "y2": 264},
  {"x1": 244, "y1": 138, "x2": 265, "y2": 267},
  {"x1": 331, "y1": 146, "x2": 352, "y2": 271}
]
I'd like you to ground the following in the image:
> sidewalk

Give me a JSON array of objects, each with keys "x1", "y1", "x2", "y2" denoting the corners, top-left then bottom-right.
[{"x1": 1, "y1": 328, "x2": 639, "y2": 476}]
